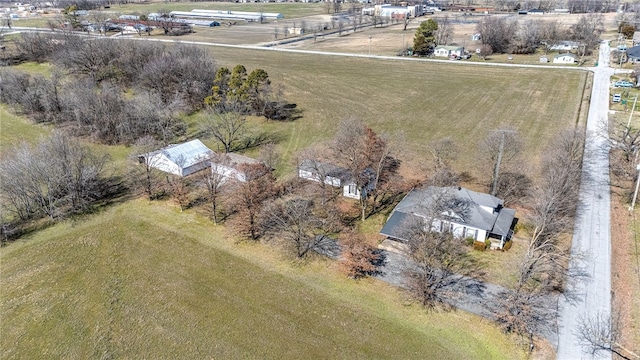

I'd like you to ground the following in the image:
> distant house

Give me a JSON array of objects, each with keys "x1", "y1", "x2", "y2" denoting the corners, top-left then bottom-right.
[
  {"x1": 211, "y1": 152, "x2": 261, "y2": 182},
  {"x1": 548, "y1": 41, "x2": 580, "y2": 51},
  {"x1": 471, "y1": 33, "x2": 481, "y2": 41},
  {"x1": 433, "y1": 45, "x2": 464, "y2": 58},
  {"x1": 141, "y1": 139, "x2": 214, "y2": 177},
  {"x1": 379, "y1": 186, "x2": 516, "y2": 250},
  {"x1": 633, "y1": 31, "x2": 640, "y2": 46},
  {"x1": 298, "y1": 159, "x2": 371, "y2": 199},
  {"x1": 553, "y1": 53, "x2": 577, "y2": 64},
  {"x1": 527, "y1": 8, "x2": 544, "y2": 15},
  {"x1": 627, "y1": 45, "x2": 640, "y2": 63}
]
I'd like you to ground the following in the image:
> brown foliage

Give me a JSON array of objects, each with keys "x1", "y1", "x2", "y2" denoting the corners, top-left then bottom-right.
[
  {"x1": 227, "y1": 163, "x2": 276, "y2": 240},
  {"x1": 339, "y1": 231, "x2": 380, "y2": 279}
]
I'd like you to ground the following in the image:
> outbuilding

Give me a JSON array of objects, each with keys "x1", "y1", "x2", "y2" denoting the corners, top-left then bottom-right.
[{"x1": 141, "y1": 139, "x2": 214, "y2": 177}]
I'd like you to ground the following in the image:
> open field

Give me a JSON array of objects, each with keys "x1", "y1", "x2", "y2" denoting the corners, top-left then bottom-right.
[
  {"x1": 0, "y1": 199, "x2": 526, "y2": 359},
  {"x1": 205, "y1": 48, "x2": 587, "y2": 176}
]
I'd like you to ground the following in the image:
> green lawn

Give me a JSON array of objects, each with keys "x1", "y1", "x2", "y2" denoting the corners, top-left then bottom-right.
[
  {"x1": 0, "y1": 104, "x2": 50, "y2": 155},
  {"x1": 0, "y1": 200, "x2": 525, "y2": 359}
]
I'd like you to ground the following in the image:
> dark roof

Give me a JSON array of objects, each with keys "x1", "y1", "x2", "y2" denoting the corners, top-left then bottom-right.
[
  {"x1": 380, "y1": 186, "x2": 516, "y2": 240},
  {"x1": 379, "y1": 211, "x2": 413, "y2": 242},
  {"x1": 627, "y1": 45, "x2": 640, "y2": 59}
]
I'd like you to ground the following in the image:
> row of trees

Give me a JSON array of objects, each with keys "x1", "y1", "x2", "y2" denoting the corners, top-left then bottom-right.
[
  {"x1": 0, "y1": 132, "x2": 108, "y2": 223},
  {"x1": 476, "y1": 14, "x2": 604, "y2": 57}
]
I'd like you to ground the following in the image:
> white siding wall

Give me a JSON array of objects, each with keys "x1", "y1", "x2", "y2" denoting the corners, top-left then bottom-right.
[
  {"x1": 214, "y1": 164, "x2": 246, "y2": 182},
  {"x1": 343, "y1": 183, "x2": 360, "y2": 199},
  {"x1": 434, "y1": 48, "x2": 449, "y2": 57},
  {"x1": 151, "y1": 154, "x2": 182, "y2": 176},
  {"x1": 299, "y1": 169, "x2": 342, "y2": 187}
]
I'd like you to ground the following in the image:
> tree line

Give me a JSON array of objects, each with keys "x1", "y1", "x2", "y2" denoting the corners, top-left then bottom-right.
[{"x1": 413, "y1": 14, "x2": 605, "y2": 59}]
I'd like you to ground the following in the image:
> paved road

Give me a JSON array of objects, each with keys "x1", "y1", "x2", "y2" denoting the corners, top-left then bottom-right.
[{"x1": 556, "y1": 41, "x2": 613, "y2": 360}]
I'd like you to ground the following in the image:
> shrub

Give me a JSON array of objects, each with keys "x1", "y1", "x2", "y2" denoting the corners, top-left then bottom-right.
[
  {"x1": 485, "y1": 239, "x2": 492, "y2": 250},
  {"x1": 473, "y1": 241, "x2": 486, "y2": 252},
  {"x1": 465, "y1": 237, "x2": 475, "y2": 246},
  {"x1": 502, "y1": 240, "x2": 513, "y2": 252}
]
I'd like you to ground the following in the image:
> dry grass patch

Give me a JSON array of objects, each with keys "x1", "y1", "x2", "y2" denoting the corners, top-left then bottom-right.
[{"x1": 1, "y1": 200, "x2": 527, "y2": 359}]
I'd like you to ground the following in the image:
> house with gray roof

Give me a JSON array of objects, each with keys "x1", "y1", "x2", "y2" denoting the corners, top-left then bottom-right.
[
  {"x1": 142, "y1": 139, "x2": 214, "y2": 177},
  {"x1": 298, "y1": 159, "x2": 371, "y2": 199},
  {"x1": 627, "y1": 45, "x2": 640, "y2": 63},
  {"x1": 380, "y1": 186, "x2": 516, "y2": 249}
]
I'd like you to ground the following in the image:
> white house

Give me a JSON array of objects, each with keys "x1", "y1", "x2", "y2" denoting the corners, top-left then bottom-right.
[
  {"x1": 380, "y1": 186, "x2": 516, "y2": 249},
  {"x1": 141, "y1": 139, "x2": 214, "y2": 177},
  {"x1": 211, "y1": 152, "x2": 261, "y2": 182},
  {"x1": 548, "y1": 40, "x2": 580, "y2": 51},
  {"x1": 298, "y1": 159, "x2": 368, "y2": 199},
  {"x1": 433, "y1": 45, "x2": 464, "y2": 58},
  {"x1": 553, "y1": 53, "x2": 577, "y2": 64}
]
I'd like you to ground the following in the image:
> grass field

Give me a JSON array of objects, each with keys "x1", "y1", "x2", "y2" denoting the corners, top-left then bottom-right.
[
  {"x1": 0, "y1": 200, "x2": 526, "y2": 359},
  {"x1": 0, "y1": 104, "x2": 50, "y2": 153},
  {"x1": 203, "y1": 48, "x2": 587, "y2": 176}
]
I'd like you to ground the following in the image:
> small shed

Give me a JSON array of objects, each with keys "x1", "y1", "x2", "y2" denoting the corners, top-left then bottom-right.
[{"x1": 539, "y1": 56, "x2": 549, "y2": 63}]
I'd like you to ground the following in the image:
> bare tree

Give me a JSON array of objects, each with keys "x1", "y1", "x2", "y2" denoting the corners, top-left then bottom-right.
[
  {"x1": 201, "y1": 104, "x2": 247, "y2": 153},
  {"x1": 197, "y1": 153, "x2": 230, "y2": 225},
  {"x1": 577, "y1": 312, "x2": 635, "y2": 359},
  {"x1": 540, "y1": 20, "x2": 568, "y2": 55},
  {"x1": 227, "y1": 163, "x2": 276, "y2": 240},
  {"x1": 476, "y1": 16, "x2": 517, "y2": 54},
  {"x1": 131, "y1": 136, "x2": 165, "y2": 200},
  {"x1": 427, "y1": 137, "x2": 458, "y2": 172},
  {"x1": 478, "y1": 44, "x2": 493, "y2": 60},
  {"x1": 401, "y1": 214, "x2": 485, "y2": 309},
  {"x1": 434, "y1": 15, "x2": 453, "y2": 46},
  {"x1": 332, "y1": 118, "x2": 400, "y2": 221},
  {"x1": 478, "y1": 129, "x2": 523, "y2": 196},
  {"x1": 571, "y1": 14, "x2": 604, "y2": 61},
  {"x1": 607, "y1": 115, "x2": 640, "y2": 181},
  {"x1": 0, "y1": 132, "x2": 107, "y2": 222},
  {"x1": 260, "y1": 197, "x2": 339, "y2": 258},
  {"x1": 513, "y1": 20, "x2": 542, "y2": 54},
  {"x1": 491, "y1": 128, "x2": 586, "y2": 343}
]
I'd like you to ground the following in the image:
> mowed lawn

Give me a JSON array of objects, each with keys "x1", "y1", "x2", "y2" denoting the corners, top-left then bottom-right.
[
  {"x1": 207, "y1": 48, "x2": 587, "y2": 173},
  {"x1": 0, "y1": 200, "x2": 525, "y2": 359}
]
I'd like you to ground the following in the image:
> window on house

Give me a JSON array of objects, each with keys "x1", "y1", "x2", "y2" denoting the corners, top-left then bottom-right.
[{"x1": 348, "y1": 184, "x2": 357, "y2": 194}]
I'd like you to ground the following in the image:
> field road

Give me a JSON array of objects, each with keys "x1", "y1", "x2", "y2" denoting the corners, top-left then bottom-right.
[
  {"x1": 556, "y1": 42, "x2": 613, "y2": 360},
  {"x1": 7, "y1": 27, "x2": 616, "y2": 357}
]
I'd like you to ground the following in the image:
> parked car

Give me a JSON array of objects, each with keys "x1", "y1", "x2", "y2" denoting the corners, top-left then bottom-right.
[
  {"x1": 614, "y1": 80, "x2": 635, "y2": 88},
  {"x1": 613, "y1": 93, "x2": 622, "y2": 103}
]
